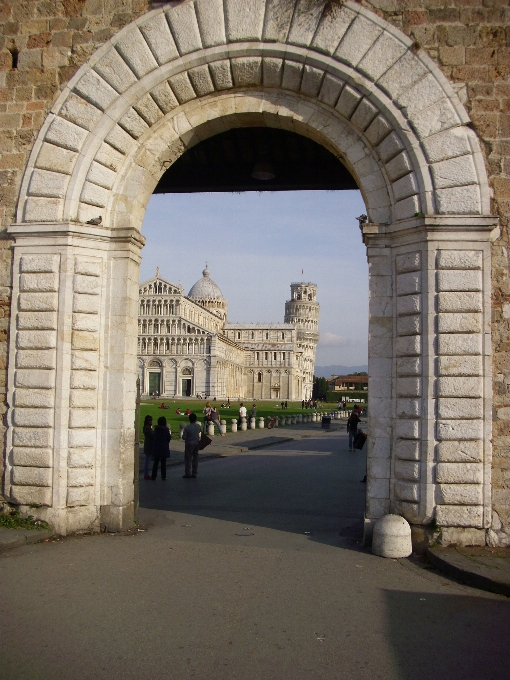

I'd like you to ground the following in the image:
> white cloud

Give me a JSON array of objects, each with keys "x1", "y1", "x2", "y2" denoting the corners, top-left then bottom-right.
[{"x1": 319, "y1": 332, "x2": 349, "y2": 347}]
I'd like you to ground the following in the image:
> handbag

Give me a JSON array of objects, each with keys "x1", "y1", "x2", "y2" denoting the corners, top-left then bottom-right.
[
  {"x1": 199, "y1": 434, "x2": 212, "y2": 451},
  {"x1": 353, "y1": 429, "x2": 367, "y2": 451}
]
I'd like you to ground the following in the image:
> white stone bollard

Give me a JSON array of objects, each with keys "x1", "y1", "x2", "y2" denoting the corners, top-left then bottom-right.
[
  {"x1": 291, "y1": 415, "x2": 296, "y2": 424},
  {"x1": 312, "y1": 413, "x2": 317, "y2": 422},
  {"x1": 207, "y1": 421, "x2": 215, "y2": 437},
  {"x1": 297, "y1": 414, "x2": 302, "y2": 423},
  {"x1": 249, "y1": 417, "x2": 256, "y2": 430},
  {"x1": 258, "y1": 417, "x2": 264, "y2": 428},
  {"x1": 240, "y1": 417, "x2": 247, "y2": 431},
  {"x1": 180, "y1": 422, "x2": 186, "y2": 437},
  {"x1": 231, "y1": 419, "x2": 237, "y2": 433},
  {"x1": 372, "y1": 515, "x2": 412, "y2": 558},
  {"x1": 220, "y1": 419, "x2": 226, "y2": 434},
  {"x1": 274, "y1": 416, "x2": 279, "y2": 427}
]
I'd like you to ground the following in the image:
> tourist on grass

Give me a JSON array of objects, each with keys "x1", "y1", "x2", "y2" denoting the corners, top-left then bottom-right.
[
  {"x1": 181, "y1": 413, "x2": 202, "y2": 479},
  {"x1": 152, "y1": 416, "x2": 171, "y2": 480},
  {"x1": 203, "y1": 401, "x2": 212, "y2": 428},
  {"x1": 210, "y1": 406, "x2": 225, "y2": 436},
  {"x1": 143, "y1": 415, "x2": 153, "y2": 480},
  {"x1": 239, "y1": 402, "x2": 247, "y2": 423}
]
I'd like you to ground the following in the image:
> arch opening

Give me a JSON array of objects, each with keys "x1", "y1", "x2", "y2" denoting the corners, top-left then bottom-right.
[{"x1": 5, "y1": 0, "x2": 497, "y2": 545}]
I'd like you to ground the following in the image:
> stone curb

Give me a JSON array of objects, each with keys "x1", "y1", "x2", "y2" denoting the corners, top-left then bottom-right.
[
  {"x1": 0, "y1": 527, "x2": 54, "y2": 553},
  {"x1": 426, "y1": 547, "x2": 510, "y2": 598}
]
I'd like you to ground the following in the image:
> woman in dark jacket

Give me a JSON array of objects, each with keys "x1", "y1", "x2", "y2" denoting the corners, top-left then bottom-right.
[
  {"x1": 143, "y1": 415, "x2": 153, "y2": 480},
  {"x1": 152, "y1": 416, "x2": 171, "y2": 480}
]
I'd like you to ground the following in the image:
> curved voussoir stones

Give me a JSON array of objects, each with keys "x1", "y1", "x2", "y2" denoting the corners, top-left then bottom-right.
[{"x1": 17, "y1": 0, "x2": 489, "y2": 226}]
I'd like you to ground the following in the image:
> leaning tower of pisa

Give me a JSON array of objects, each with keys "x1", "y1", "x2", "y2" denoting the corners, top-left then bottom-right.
[{"x1": 284, "y1": 283, "x2": 320, "y2": 400}]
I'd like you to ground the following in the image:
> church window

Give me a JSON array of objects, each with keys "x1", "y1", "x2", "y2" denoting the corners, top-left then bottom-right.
[
  {"x1": 265, "y1": 352, "x2": 268, "y2": 361},
  {"x1": 251, "y1": 332, "x2": 254, "y2": 339},
  {"x1": 273, "y1": 352, "x2": 277, "y2": 360},
  {"x1": 257, "y1": 372, "x2": 262, "y2": 382},
  {"x1": 265, "y1": 332, "x2": 269, "y2": 339},
  {"x1": 282, "y1": 353, "x2": 285, "y2": 360},
  {"x1": 237, "y1": 332, "x2": 241, "y2": 340},
  {"x1": 256, "y1": 352, "x2": 259, "y2": 361},
  {"x1": 281, "y1": 332, "x2": 285, "y2": 339}
]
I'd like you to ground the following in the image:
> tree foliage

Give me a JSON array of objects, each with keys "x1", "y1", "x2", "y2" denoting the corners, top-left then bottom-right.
[{"x1": 312, "y1": 376, "x2": 328, "y2": 400}]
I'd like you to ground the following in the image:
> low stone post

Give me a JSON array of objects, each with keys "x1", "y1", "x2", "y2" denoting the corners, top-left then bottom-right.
[
  {"x1": 180, "y1": 422, "x2": 186, "y2": 437},
  {"x1": 312, "y1": 413, "x2": 316, "y2": 422},
  {"x1": 297, "y1": 414, "x2": 302, "y2": 423},
  {"x1": 249, "y1": 417, "x2": 256, "y2": 430},
  {"x1": 207, "y1": 421, "x2": 214, "y2": 436},
  {"x1": 231, "y1": 418, "x2": 237, "y2": 433},
  {"x1": 291, "y1": 415, "x2": 297, "y2": 424},
  {"x1": 286, "y1": 416, "x2": 291, "y2": 425},
  {"x1": 372, "y1": 515, "x2": 412, "y2": 558},
  {"x1": 258, "y1": 417, "x2": 264, "y2": 428},
  {"x1": 220, "y1": 419, "x2": 226, "y2": 435},
  {"x1": 274, "y1": 416, "x2": 279, "y2": 427},
  {"x1": 240, "y1": 417, "x2": 247, "y2": 431}
]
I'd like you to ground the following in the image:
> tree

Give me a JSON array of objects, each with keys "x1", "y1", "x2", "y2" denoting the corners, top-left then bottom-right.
[{"x1": 312, "y1": 376, "x2": 328, "y2": 400}]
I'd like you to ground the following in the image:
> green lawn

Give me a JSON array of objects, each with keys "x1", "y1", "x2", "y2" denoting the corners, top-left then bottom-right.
[{"x1": 138, "y1": 398, "x2": 359, "y2": 441}]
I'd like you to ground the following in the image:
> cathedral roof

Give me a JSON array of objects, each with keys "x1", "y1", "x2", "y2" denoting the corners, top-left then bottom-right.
[{"x1": 188, "y1": 266, "x2": 224, "y2": 300}]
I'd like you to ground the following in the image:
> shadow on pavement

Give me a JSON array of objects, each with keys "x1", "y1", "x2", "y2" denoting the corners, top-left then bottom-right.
[
  {"x1": 383, "y1": 589, "x2": 510, "y2": 680},
  {"x1": 140, "y1": 435, "x2": 367, "y2": 550}
]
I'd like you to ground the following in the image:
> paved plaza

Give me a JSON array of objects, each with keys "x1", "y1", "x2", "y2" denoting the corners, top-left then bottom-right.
[{"x1": 1, "y1": 431, "x2": 509, "y2": 680}]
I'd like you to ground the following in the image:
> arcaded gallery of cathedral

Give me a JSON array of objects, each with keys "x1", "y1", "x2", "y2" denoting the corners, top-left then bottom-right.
[{"x1": 137, "y1": 267, "x2": 319, "y2": 400}]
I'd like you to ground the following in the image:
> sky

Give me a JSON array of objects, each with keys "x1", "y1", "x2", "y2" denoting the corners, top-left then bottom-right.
[{"x1": 140, "y1": 190, "x2": 368, "y2": 367}]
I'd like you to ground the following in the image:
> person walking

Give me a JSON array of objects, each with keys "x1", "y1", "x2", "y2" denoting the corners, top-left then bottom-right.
[
  {"x1": 347, "y1": 409, "x2": 360, "y2": 451},
  {"x1": 142, "y1": 415, "x2": 153, "y2": 480},
  {"x1": 181, "y1": 413, "x2": 202, "y2": 478},
  {"x1": 151, "y1": 416, "x2": 171, "y2": 480},
  {"x1": 210, "y1": 405, "x2": 225, "y2": 436}
]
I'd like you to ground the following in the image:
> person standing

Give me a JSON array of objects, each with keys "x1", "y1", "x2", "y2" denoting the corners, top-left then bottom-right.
[
  {"x1": 142, "y1": 415, "x2": 153, "y2": 480},
  {"x1": 210, "y1": 405, "x2": 225, "y2": 436},
  {"x1": 239, "y1": 402, "x2": 247, "y2": 424},
  {"x1": 181, "y1": 413, "x2": 202, "y2": 478},
  {"x1": 250, "y1": 403, "x2": 257, "y2": 420},
  {"x1": 203, "y1": 401, "x2": 212, "y2": 429},
  {"x1": 347, "y1": 409, "x2": 360, "y2": 451},
  {"x1": 152, "y1": 416, "x2": 171, "y2": 480}
]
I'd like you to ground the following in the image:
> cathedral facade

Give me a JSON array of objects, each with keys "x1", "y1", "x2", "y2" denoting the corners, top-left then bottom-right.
[{"x1": 137, "y1": 267, "x2": 319, "y2": 401}]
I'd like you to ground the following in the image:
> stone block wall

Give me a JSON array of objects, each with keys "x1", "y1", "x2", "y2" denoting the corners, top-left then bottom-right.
[{"x1": 0, "y1": 0, "x2": 509, "y2": 541}]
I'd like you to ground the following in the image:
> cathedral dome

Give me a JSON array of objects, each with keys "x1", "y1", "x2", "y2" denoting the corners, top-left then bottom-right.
[{"x1": 188, "y1": 266, "x2": 224, "y2": 300}]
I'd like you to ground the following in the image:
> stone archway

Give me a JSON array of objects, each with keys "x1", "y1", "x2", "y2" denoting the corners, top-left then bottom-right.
[{"x1": 6, "y1": 0, "x2": 497, "y2": 540}]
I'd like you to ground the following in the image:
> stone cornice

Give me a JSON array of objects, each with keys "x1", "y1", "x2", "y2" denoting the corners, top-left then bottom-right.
[
  {"x1": 362, "y1": 215, "x2": 500, "y2": 246},
  {"x1": 7, "y1": 222, "x2": 146, "y2": 249}
]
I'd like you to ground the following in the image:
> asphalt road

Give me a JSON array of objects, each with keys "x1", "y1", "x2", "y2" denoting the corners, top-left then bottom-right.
[{"x1": 1, "y1": 431, "x2": 510, "y2": 680}]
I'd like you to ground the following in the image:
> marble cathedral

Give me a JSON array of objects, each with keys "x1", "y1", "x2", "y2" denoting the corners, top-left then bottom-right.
[{"x1": 137, "y1": 267, "x2": 319, "y2": 400}]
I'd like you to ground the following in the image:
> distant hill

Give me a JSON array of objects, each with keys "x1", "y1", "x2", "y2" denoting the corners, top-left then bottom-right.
[{"x1": 314, "y1": 364, "x2": 368, "y2": 378}]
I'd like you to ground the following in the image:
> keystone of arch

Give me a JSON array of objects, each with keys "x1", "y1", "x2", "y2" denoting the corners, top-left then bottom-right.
[{"x1": 18, "y1": 0, "x2": 490, "y2": 229}]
